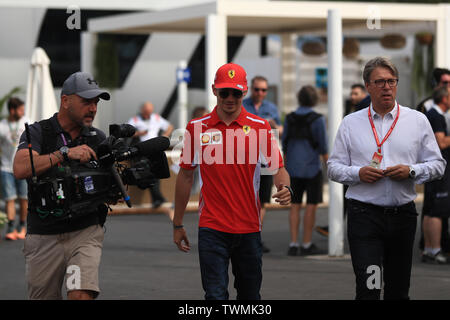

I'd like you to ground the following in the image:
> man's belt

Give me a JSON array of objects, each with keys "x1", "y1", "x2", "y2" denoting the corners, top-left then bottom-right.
[{"x1": 348, "y1": 199, "x2": 415, "y2": 215}]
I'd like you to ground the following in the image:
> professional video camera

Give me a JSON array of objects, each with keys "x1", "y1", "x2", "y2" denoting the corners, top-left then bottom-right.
[{"x1": 26, "y1": 123, "x2": 170, "y2": 222}]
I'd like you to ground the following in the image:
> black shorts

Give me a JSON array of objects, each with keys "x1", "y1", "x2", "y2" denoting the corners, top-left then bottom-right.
[
  {"x1": 423, "y1": 181, "x2": 450, "y2": 218},
  {"x1": 290, "y1": 172, "x2": 323, "y2": 204},
  {"x1": 259, "y1": 174, "x2": 273, "y2": 205}
]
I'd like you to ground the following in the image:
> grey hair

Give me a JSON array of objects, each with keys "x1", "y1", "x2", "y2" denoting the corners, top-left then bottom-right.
[
  {"x1": 433, "y1": 86, "x2": 450, "y2": 105},
  {"x1": 363, "y1": 57, "x2": 399, "y2": 84}
]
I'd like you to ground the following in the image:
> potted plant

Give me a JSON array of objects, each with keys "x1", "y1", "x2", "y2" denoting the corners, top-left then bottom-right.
[{"x1": 415, "y1": 32, "x2": 433, "y2": 46}]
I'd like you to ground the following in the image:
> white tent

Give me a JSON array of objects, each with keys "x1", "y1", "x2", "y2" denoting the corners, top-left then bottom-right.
[{"x1": 25, "y1": 47, "x2": 58, "y2": 123}]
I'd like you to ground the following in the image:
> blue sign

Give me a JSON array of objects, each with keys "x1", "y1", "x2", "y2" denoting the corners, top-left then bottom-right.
[
  {"x1": 176, "y1": 67, "x2": 191, "y2": 84},
  {"x1": 315, "y1": 67, "x2": 327, "y2": 89}
]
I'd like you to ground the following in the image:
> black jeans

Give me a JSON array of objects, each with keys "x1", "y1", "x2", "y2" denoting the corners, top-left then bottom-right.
[
  {"x1": 347, "y1": 199, "x2": 417, "y2": 300},
  {"x1": 198, "y1": 227, "x2": 262, "y2": 300}
]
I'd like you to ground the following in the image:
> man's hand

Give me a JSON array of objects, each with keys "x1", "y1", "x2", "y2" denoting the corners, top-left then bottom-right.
[
  {"x1": 383, "y1": 165, "x2": 410, "y2": 181},
  {"x1": 268, "y1": 119, "x2": 278, "y2": 129},
  {"x1": 359, "y1": 166, "x2": 384, "y2": 183},
  {"x1": 272, "y1": 184, "x2": 291, "y2": 205},
  {"x1": 68, "y1": 145, "x2": 97, "y2": 163},
  {"x1": 173, "y1": 227, "x2": 190, "y2": 252}
]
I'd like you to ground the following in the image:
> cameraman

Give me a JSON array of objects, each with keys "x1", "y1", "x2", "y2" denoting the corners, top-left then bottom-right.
[{"x1": 13, "y1": 72, "x2": 109, "y2": 300}]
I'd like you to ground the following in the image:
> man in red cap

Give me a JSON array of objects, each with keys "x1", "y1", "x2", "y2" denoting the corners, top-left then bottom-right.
[{"x1": 173, "y1": 62, "x2": 292, "y2": 300}]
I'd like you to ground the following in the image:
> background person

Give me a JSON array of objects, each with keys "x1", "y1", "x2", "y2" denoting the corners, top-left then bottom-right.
[
  {"x1": 422, "y1": 86, "x2": 450, "y2": 264},
  {"x1": 13, "y1": 71, "x2": 110, "y2": 300},
  {"x1": 0, "y1": 97, "x2": 29, "y2": 240},
  {"x1": 243, "y1": 75, "x2": 283, "y2": 253},
  {"x1": 328, "y1": 57, "x2": 445, "y2": 300},
  {"x1": 282, "y1": 85, "x2": 328, "y2": 256},
  {"x1": 128, "y1": 101, "x2": 174, "y2": 208},
  {"x1": 416, "y1": 68, "x2": 450, "y2": 114},
  {"x1": 417, "y1": 67, "x2": 450, "y2": 254},
  {"x1": 344, "y1": 83, "x2": 368, "y2": 116},
  {"x1": 173, "y1": 63, "x2": 291, "y2": 300}
]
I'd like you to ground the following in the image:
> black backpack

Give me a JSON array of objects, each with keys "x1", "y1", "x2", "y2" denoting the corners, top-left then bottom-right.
[{"x1": 285, "y1": 111, "x2": 322, "y2": 150}]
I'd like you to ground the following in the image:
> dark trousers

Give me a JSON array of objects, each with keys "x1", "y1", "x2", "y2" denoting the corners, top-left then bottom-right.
[
  {"x1": 149, "y1": 179, "x2": 165, "y2": 203},
  {"x1": 347, "y1": 200, "x2": 417, "y2": 300},
  {"x1": 198, "y1": 227, "x2": 262, "y2": 300}
]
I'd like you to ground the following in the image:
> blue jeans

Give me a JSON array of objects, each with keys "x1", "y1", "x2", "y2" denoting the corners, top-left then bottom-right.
[
  {"x1": 198, "y1": 227, "x2": 262, "y2": 300},
  {"x1": 0, "y1": 171, "x2": 27, "y2": 201}
]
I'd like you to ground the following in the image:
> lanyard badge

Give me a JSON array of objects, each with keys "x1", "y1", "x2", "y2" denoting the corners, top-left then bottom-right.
[{"x1": 368, "y1": 104, "x2": 400, "y2": 168}]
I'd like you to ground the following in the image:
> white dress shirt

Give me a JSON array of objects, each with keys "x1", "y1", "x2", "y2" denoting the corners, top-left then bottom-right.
[
  {"x1": 128, "y1": 113, "x2": 170, "y2": 142},
  {"x1": 327, "y1": 102, "x2": 446, "y2": 206}
]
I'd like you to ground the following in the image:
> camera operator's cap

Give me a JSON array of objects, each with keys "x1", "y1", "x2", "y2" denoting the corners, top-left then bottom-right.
[
  {"x1": 61, "y1": 71, "x2": 110, "y2": 100},
  {"x1": 214, "y1": 63, "x2": 247, "y2": 91}
]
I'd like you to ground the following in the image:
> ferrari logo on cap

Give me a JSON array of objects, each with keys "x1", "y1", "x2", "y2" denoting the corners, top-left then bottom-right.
[
  {"x1": 243, "y1": 125, "x2": 251, "y2": 134},
  {"x1": 228, "y1": 70, "x2": 235, "y2": 79}
]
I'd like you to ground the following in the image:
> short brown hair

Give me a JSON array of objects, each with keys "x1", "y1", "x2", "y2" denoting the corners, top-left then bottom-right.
[
  {"x1": 251, "y1": 76, "x2": 268, "y2": 87},
  {"x1": 363, "y1": 57, "x2": 399, "y2": 84},
  {"x1": 297, "y1": 85, "x2": 318, "y2": 107},
  {"x1": 7, "y1": 97, "x2": 24, "y2": 112}
]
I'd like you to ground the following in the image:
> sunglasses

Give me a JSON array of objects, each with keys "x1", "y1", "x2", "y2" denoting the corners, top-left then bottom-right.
[
  {"x1": 253, "y1": 88, "x2": 267, "y2": 92},
  {"x1": 218, "y1": 89, "x2": 244, "y2": 99}
]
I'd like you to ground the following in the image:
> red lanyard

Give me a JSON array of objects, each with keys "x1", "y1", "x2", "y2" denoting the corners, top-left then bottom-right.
[{"x1": 368, "y1": 103, "x2": 400, "y2": 154}]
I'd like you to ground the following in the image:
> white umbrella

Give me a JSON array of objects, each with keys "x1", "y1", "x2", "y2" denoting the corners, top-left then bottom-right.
[{"x1": 25, "y1": 47, "x2": 58, "y2": 123}]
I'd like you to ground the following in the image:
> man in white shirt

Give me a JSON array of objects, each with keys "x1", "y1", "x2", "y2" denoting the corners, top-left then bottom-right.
[
  {"x1": 128, "y1": 101, "x2": 173, "y2": 208},
  {"x1": 328, "y1": 57, "x2": 446, "y2": 300},
  {"x1": 0, "y1": 98, "x2": 29, "y2": 240}
]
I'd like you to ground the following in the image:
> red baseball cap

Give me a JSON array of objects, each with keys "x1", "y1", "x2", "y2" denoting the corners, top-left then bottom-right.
[{"x1": 214, "y1": 63, "x2": 248, "y2": 91}]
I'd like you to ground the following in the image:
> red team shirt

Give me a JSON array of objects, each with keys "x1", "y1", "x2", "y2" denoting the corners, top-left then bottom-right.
[{"x1": 179, "y1": 106, "x2": 284, "y2": 234}]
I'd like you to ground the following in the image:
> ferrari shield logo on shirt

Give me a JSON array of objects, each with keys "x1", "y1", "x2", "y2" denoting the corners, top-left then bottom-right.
[
  {"x1": 243, "y1": 125, "x2": 251, "y2": 134},
  {"x1": 228, "y1": 70, "x2": 235, "y2": 79}
]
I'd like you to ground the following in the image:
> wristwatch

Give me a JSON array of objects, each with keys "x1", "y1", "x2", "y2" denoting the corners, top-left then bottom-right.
[
  {"x1": 59, "y1": 146, "x2": 70, "y2": 162},
  {"x1": 408, "y1": 166, "x2": 416, "y2": 179}
]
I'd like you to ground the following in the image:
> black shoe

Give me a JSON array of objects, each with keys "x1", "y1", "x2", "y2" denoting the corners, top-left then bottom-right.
[
  {"x1": 262, "y1": 242, "x2": 270, "y2": 253},
  {"x1": 315, "y1": 226, "x2": 329, "y2": 237},
  {"x1": 421, "y1": 251, "x2": 448, "y2": 264},
  {"x1": 299, "y1": 243, "x2": 325, "y2": 256},
  {"x1": 287, "y1": 246, "x2": 298, "y2": 256},
  {"x1": 152, "y1": 199, "x2": 164, "y2": 209}
]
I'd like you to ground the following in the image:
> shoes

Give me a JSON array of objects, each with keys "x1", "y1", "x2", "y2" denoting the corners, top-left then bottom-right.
[
  {"x1": 315, "y1": 226, "x2": 329, "y2": 237},
  {"x1": 16, "y1": 227, "x2": 26, "y2": 240},
  {"x1": 287, "y1": 246, "x2": 298, "y2": 256},
  {"x1": 262, "y1": 242, "x2": 270, "y2": 253},
  {"x1": 152, "y1": 199, "x2": 165, "y2": 209},
  {"x1": 299, "y1": 243, "x2": 325, "y2": 256},
  {"x1": 5, "y1": 230, "x2": 18, "y2": 241},
  {"x1": 421, "y1": 251, "x2": 448, "y2": 264}
]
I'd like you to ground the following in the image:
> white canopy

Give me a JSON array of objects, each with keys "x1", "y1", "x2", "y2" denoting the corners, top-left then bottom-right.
[{"x1": 25, "y1": 47, "x2": 58, "y2": 123}]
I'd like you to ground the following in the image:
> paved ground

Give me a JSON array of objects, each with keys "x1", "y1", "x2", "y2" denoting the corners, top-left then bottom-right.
[{"x1": 1, "y1": 202, "x2": 449, "y2": 300}]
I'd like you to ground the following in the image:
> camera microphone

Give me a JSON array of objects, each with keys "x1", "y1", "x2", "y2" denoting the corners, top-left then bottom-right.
[{"x1": 116, "y1": 136, "x2": 170, "y2": 161}]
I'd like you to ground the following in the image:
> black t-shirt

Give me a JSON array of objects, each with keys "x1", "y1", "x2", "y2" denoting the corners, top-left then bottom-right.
[
  {"x1": 18, "y1": 113, "x2": 106, "y2": 235},
  {"x1": 426, "y1": 107, "x2": 450, "y2": 161}
]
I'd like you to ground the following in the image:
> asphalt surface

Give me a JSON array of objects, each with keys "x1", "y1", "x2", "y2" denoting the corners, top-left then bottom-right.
[{"x1": 1, "y1": 203, "x2": 450, "y2": 300}]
